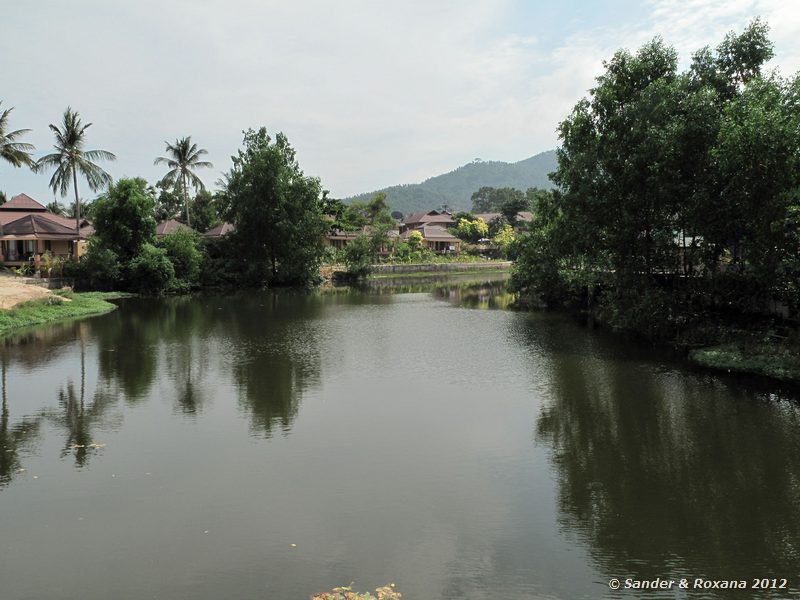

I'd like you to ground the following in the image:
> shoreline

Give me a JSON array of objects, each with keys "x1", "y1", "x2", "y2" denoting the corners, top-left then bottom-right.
[
  {"x1": 0, "y1": 290, "x2": 129, "y2": 336},
  {"x1": 516, "y1": 293, "x2": 800, "y2": 385}
]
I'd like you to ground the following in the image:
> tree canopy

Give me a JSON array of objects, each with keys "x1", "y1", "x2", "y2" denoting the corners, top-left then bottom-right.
[
  {"x1": 513, "y1": 19, "x2": 800, "y2": 326},
  {"x1": 92, "y1": 177, "x2": 157, "y2": 263},
  {"x1": 222, "y1": 128, "x2": 329, "y2": 286}
]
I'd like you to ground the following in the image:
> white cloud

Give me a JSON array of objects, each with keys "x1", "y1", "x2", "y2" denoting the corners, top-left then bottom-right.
[{"x1": 1, "y1": 0, "x2": 799, "y2": 203}]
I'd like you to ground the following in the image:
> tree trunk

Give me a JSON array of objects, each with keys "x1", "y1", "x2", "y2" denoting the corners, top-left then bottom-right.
[
  {"x1": 72, "y1": 166, "x2": 81, "y2": 260},
  {"x1": 183, "y1": 172, "x2": 191, "y2": 227}
]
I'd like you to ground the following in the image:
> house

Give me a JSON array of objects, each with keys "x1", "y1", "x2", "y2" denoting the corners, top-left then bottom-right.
[
  {"x1": 399, "y1": 210, "x2": 455, "y2": 233},
  {"x1": 156, "y1": 219, "x2": 194, "y2": 237},
  {"x1": 472, "y1": 211, "x2": 533, "y2": 226},
  {"x1": 0, "y1": 194, "x2": 90, "y2": 265},
  {"x1": 326, "y1": 227, "x2": 400, "y2": 257},
  {"x1": 325, "y1": 229, "x2": 361, "y2": 250},
  {"x1": 203, "y1": 222, "x2": 234, "y2": 238},
  {"x1": 401, "y1": 224, "x2": 461, "y2": 254}
]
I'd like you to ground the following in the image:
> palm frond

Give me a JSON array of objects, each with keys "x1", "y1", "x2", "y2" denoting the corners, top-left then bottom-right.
[
  {"x1": 0, "y1": 102, "x2": 36, "y2": 168},
  {"x1": 83, "y1": 149, "x2": 116, "y2": 162},
  {"x1": 37, "y1": 107, "x2": 115, "y2": 199}
]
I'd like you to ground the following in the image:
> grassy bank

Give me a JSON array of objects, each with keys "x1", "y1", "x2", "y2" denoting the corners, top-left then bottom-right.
[
  {"x1": 515, "y1": 286, "x2": 800, "y2": 383},
  {"x1": 690, "y1": 341, "x2": 800, "y2": 382},
  {"x1": 0, "y1": 291, "x2": 129, "y2": 336}
]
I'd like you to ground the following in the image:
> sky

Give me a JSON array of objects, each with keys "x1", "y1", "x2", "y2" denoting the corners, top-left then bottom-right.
[{"x1": 2, "y1": 0, "x2": 799, "y2": 206}]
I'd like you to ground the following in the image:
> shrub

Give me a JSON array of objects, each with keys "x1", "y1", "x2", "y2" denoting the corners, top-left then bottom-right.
[
  {"x1": 158, "y1": 227, "x2": 203, "y2": 286},
  {"x1": 128, "y1": 243, "x2": 175, "y2": 294},
  {"x1": 344, "y1": 234, "x2": 374, "y2": 278}
]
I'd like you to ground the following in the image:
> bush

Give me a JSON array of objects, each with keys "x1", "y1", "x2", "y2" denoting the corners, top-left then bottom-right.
[
  {"x1": 198, "y1": 236, "x2": 248, "y2": 288},
  {"x1": 76, "y1": 242, "x2": 123, "y2": 291},
  {"x1": 158, "y1": 227, "x2": 203, "y2": 286},
  {"x1": 343, "y1": 234, "x2": 375, "y2": 278},
  {"x1": 128, "y1": 243, "x2": 175, "y2": 294}
]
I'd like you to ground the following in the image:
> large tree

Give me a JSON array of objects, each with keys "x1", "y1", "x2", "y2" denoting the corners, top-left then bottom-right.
[
  {"x1": 154, "y1": 137, "x2": 213, "y2": 228},
  {"x1": 0, "y1": 102, "x2": 35, "y2": 168},
  {"x1": 222, "y1": 128, "x2": 328, "y2": 285},
  {"x1": 512, "y1": 20, "x2": 797, "y2": 321},
  {"x1": 37, "y1": 107, "x2": 116, "y2": 239},
  {"x1": 91, "y1": 177, "x2": 157, "y2": 263}
]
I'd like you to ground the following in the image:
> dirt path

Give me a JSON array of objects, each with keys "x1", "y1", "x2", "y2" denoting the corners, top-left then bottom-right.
[{"x1": 0, "y1": 276, "x2": 54, "y2": 309}]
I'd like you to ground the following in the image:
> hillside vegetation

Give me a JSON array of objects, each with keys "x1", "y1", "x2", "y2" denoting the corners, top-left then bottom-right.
[{"x1": 344, "y1": 150, "x2": 556, "y2": 215}]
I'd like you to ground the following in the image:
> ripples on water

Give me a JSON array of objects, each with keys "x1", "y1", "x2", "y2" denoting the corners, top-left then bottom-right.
[{"x1": 1, "y1": 276, "x2": 798, "y2": 600}]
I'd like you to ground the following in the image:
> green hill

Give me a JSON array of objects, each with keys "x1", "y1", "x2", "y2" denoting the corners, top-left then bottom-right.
[{"x1": 344, "y1": 150, "x2": 557, "y2": 214}]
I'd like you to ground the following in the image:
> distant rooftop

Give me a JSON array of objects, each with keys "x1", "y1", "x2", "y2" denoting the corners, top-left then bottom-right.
[
  {"x1": 203, "y1": 222, "x2": 234, "y2": 238},
  {"x1": 1, "y1": 193, "x2": 46, "y2": 212},
  {"x1": 156, "y1": 219, "x2": 194, "y2": 236}
]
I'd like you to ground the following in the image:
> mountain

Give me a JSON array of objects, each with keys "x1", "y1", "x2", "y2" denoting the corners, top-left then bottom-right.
[{"x1": 344, "y1": 150, "x2": 557, "y2": 215}]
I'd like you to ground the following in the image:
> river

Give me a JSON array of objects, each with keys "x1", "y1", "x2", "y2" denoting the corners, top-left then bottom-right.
[{"x1": 1, "y1": 276, "x2": 798, "y2": 599}]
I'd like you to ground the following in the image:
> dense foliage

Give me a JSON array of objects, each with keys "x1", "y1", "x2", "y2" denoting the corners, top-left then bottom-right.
[
  {"x1": 92, "y1": 177, "x2": 157, "y2": 262},
  {"x1": 326, "y1": 192, "x2": 395, "y2": 232},
  {"x1": 74, "y1": 178, "x2": 200, "y2": 294},
  {"x1": 512, "y1": 20, "x2": 800, "y2": 333},
  {"x1": 221, "y1": 128, "x2": 329, "y2": 286}
]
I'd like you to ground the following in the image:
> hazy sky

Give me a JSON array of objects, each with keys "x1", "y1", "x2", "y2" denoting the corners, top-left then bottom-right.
[{"x1": 2, "y1": 0, "x2": 799, "y2": 205}]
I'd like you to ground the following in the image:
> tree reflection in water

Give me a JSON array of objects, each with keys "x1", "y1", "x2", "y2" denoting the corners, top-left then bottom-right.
[
  {"x1": 156, "y1": 297, "x2": 215, "y2": 416},
  {"x1": 45, "y1": 326, "x2": 118, "y2": 467},
  {"x1": 528, "y1": 316, "x2": 800, "y2": 589},
  {"x1": 217, "y1": 292, "x2": 323, "y2": 437},
  {"x1": 0, "y1": 356, "x2": 43, "y2": 486}
]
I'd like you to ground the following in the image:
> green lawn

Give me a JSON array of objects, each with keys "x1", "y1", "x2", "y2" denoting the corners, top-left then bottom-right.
[{"x1": 0, "y1": 290, "x2": 129, "y2": 335}]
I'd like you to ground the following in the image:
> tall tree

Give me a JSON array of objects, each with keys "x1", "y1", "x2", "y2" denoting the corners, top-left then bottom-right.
[
  {"x1": 223, "y1": 128, "x2": 328, "y2": 285},
  {"x1": 154, "y1": 137, "x2": 213, "y2": 228},
  {"x1": 37, "y1": 107, "x2": 116, "y2": 239},
  {"x1": 91, "y1": 177, "x2": 156, "y2": 263},
  {"x1": 0, "y1": 102, "x2": 35, "y2": 168}
]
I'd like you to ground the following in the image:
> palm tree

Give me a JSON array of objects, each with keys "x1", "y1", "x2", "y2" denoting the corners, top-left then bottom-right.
[
  {"x1": 37, "y1": 107, "x2": 116, "y2": 239},
  {"x1": 0, "y1": 102, "x2": 35, "y2": 168},
  {"x1": 154, "y1": 137, "x2": 213, "y2": 227},
  {"x1": 46, "y1": 201, "x2": 65, "y2": 216}
]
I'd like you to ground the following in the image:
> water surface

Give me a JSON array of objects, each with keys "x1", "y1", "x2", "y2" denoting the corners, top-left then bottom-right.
[{"x1": 1, "y1": 278, "x2": 798, "y2": 599}]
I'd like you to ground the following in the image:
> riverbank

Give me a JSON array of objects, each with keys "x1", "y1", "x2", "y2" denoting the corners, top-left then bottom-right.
[
  {"x1": 0, "y1": 290, "x2": 128, "y2": 336},
  {"x1": 321, "y1": 260, "x2": 512, "y2": 282},
  {"x1": 689, "y1": 339, "x2": 800, "y2": 382},
  {"x1": 514, "y1": 288, "x2": 800, "y2": 383}
]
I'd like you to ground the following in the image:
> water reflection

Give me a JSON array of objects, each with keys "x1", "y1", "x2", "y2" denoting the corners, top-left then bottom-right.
[
  {"x1": 2, "y1": 280, "x2": 799, "y2": 600},
  {"x1": 48, "y1": 383, "x2": 116, "y2": 467},
  {"x1": 528, "y1": 316, "x2": 800, "y2": 594},
  {"x1": 0, "y1": 358, "x2": 43, "y2": 486},
  {"x1": 343, "y1": 274, "x2": 515, "y2": 310},
  {"x1": 156, "y1": 297, "x2": 216, "y2": 415},
  {"x1": 220, "y1": 292, "x2": 323, "y2": 437},
  {"x1": 431, "y1": 280, "x2": 515, "y2": 310},
  {"x1": 95, "y1": 305, "x2": 160, "y2": 401}
]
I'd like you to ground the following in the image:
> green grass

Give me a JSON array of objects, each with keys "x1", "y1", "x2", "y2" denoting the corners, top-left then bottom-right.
[
  {"x1": 690, "y1": 342, "x2": 800, "y2": 382},
  {"x1": 0, "y1": 290, "x2": 131, "y2": 336}
]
